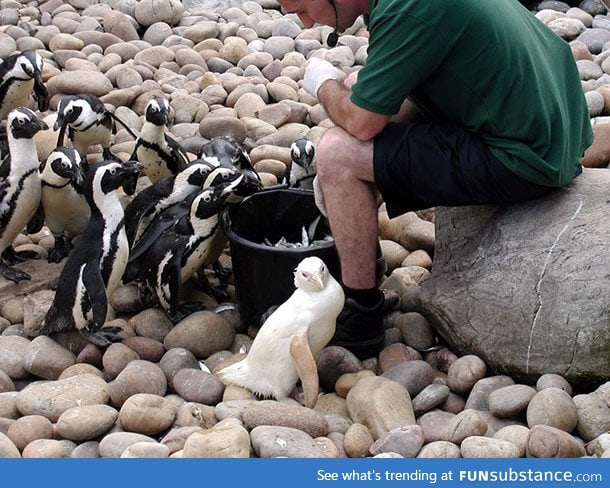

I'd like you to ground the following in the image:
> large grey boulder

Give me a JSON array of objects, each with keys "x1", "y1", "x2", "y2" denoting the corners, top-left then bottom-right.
[{"x1": 421, "y1": 169, "x2": 609, "y2": 386}]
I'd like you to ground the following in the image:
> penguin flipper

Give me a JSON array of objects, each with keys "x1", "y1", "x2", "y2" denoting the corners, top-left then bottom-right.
[
  {"x1": 109, "y1": 111, "x2": 138, "y2": 140},
  {"x1": 26, "y1": 202, "x2": 45, "y2": 235},
  {"x1": 165, "y1": 252, "x2": 186, "y2": 322},
  {"x1": 82, "y1": 261, "x2": 108, "y2": 331},
  {"x1": 289, "y1": 330, "x2": 319, "y2": 409},
  {"x1": 129, "y1": 215, "x2": 179, "y2": 262},
  {"x1": 0, "y1": 153, "x2": 10, "y2": 181},
  {"x1": 34, "y1": 79, "x2": 50, "y2": 112},
  {"x1": 166, "y1": 136, "x2": 189, "y2": 173}
]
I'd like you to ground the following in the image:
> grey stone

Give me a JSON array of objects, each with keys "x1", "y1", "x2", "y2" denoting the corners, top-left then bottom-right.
[
  {"x1": 241, "y1": 400, "x2": 329, "y2": 438},
  {"x1": 526, "y1": 388, "x2": 579, "y2": 433},
  {"x1": 16, "y1": 374, "x2": 110, "y2": 422},
  {"x1": 421, "y1": 170, "x2": 610, "y2": 385},
  {"x1": 250, "y1": 425, "x2": 326, "y2": 458},
  {"x1": 465, "y1": 375, "x2": 515, "y2": 411},
  {"x1": 346, "y1": 376, "x2": 415, "y2": 440}
]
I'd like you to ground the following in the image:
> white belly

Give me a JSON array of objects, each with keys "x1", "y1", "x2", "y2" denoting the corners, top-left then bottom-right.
[
  {"x1": 0, "y1": 174, "x2": 41, "y2": 250},
  {"x1": 138, "y1": 146, "x2": 171, "y2": 184},
  {"x1": 0, "y1": 80, "x2": 34, "y2": 120},
  {"x1": 41, "y1": 187, "x2": 90, "y2": 237},
  {"x1": 105, "y1": 230, "x2": 129, "y2": 295}
]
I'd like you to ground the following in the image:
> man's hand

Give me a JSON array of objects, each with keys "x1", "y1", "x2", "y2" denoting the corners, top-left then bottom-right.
[{"x1": 303, "y1": 57, "x2": 345, "y2": 98}]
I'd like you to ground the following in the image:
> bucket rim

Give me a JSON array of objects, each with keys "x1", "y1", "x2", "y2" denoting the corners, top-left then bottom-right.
[{"x1": 221, "y1": 187, "x2": 336, "y2": 254}]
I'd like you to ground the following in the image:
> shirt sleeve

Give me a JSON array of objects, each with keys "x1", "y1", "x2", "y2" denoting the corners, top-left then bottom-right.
[{"x1": 350, "y1": 9, "x2": 450, "y2": 115}]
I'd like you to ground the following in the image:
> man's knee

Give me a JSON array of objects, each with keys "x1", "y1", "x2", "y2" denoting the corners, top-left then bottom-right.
[{"x1": 317, "y1": 127, "x2": 353, "y2": 180}]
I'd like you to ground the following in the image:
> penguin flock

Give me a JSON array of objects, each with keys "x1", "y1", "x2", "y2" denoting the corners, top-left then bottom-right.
[{"x1": 0, "y1": 49, "x2": 320, "y2": 348}]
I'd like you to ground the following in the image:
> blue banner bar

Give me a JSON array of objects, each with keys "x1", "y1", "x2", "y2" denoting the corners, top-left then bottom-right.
[{"x1": 1, "y1": 458, "x2": 608, "y2": 487}]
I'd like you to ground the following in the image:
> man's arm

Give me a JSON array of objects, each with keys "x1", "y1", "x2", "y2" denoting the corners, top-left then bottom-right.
[{"x1": 317, "y1": 79, "x2": 391, "y2": 141}]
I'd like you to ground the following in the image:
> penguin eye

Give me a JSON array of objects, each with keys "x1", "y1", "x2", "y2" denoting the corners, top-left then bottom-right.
[
  {"x1": 61, "y1": 162, "x2": 69, "y2": 169},
  {"x1": 203, "y1": 193, "x2": 212, "y2": 202},
  {"x1": 109, "y1": 168, "x2": 117, "y2": 176}
]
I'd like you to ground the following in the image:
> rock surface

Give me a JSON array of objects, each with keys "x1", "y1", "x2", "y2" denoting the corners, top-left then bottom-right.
[{"x1": 421, "y1": 169, "x2": 610, "y2": 386}]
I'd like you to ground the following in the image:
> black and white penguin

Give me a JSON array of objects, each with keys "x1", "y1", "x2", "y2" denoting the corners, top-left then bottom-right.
[
  {"x1": 130, "y1": 96, "x2": 189, "y2": 184},
  {"x1": 0, "y1": 107, "x2": 47, "y2": 283},
  {"x1": 39, "y1": 146, "x2": 90, "y2": 262},
  {"x1": 124, "y1": 159, "x2": 218, "y2": 246},
  {"x1": 287, "y1": 138, "x2": 316, "y2": 189},
  {"x1": 122, "y1": 162, "x2": 259, "y2": 286},
  {"x1": 197, "y1": 136, "x2": 256, "y2": 172},
  {"x1": 0, "y1": 50, "x2": 49, "y2": 121},
  {"x1": 137, "y1": 176, "x2": 246, "y2": 322},
  {"x1": 39, "y1": 159, "x2": 142, "y2": 347},
  {"x1": 54, "y1": 94, "x2": 136, "y2": 162}
]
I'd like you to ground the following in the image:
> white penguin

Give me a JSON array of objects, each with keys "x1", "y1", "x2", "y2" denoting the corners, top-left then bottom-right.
[{"x1": 217, "y1": 256, "x2": 345, "y2": 408}]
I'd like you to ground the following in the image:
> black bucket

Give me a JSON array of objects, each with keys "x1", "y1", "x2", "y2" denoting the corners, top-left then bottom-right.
[{"x1": 221, "y1": 187, "x2": 341, "y2": 327}]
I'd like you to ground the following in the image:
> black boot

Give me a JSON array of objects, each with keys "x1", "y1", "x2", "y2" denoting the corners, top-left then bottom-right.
[{"x1": 330, "y1": 293, "x2": 385, "y2": 360}]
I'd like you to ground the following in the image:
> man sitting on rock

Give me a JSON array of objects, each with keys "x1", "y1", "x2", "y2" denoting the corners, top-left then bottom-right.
[{"x1": 277, "y1": 0, "x2": 593, "y2": 359}]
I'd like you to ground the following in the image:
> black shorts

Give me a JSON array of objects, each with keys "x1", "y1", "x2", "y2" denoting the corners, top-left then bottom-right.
[{"x1": 373, "y1": 122, "x2": 561, "y2": 218}]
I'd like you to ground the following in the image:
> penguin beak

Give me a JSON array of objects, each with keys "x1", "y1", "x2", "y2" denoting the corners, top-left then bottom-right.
[
  {"x1": 292, "y1": 154, "x2": 308, "y2": 169},
  {"x1": 35, "y1": 118, "x2": 49, "y2": 132},
  {"x1": 53, "y1": 116, "x2": 63, "y2": 132},
  {"x1": 121, "y1": 160, "x2": 143, "y2": 175},
  {"x1": 221, "y1": 173, "x2": 244, "y2": 196},
  {"x1": 32, "y1": 69, "x2": 44, "y2": 86}
]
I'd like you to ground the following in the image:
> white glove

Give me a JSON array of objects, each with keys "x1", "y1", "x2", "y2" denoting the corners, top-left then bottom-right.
[
  {"x1": 313, "y1": 175, "x2": 328, "y2": 218},
  {"x1": 303, "y1": 57, "x2": 345, "y2": 98}
]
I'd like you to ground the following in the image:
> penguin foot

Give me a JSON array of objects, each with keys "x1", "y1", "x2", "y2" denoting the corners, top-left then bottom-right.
[
  {"x1": 48, "y1": 238, "x2": 71, "y2": 263},
  {"x1": 206, "y1": 285, "x2": 230, "y2": 303},
  {"x1": 82, "y1": 326, "x2": 123, "y2": 348},
  {"x1": 0, "y1": 264, "x2": 30, "y2": 283},
  {"x1": 212, "y1": 261, "x2": 232, "y2": 283},
  {"x1": 168, "y1": 302, "x2": 206, "y2": 323},
  {"x1": 10, "y1": 249, "x2": 38, "y2": 263},
  {"x1": 194, "y1": 271, "x2": 230, "y2": 302}
]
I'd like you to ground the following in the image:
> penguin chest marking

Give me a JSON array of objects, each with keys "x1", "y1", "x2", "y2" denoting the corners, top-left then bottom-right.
[
  {"x1": 72, "y1": 264, "x2": 92, "y2": 330},
  {"x1": 180, "y1": 220, "x2": 219, "y2": 282},
  {"x1": 41, "y1": 185, "x2": 89, "y2": 237},
  {"x1": 156, "y1": 251, "x2": 174, "y2": 309},
  {"x1": 71, "y1": 123, "x2": 112, "y2": 155},
  {"x1": 0, "y1": 79, "x2": 35, "y2": 120},
  {"x1": 137, "y1": 145, "x2": 172, "y2": 183},
  {"x1": 103, "y1": 227, "x2": 129, "y2": 296},
  {"x1": 0, "y1": 169, "x2": 41, "y2": 248}
]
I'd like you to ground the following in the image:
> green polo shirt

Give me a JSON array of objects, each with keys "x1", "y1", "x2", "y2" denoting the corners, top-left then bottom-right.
[{"x1": 351, "y1": 0, "x2": 593, "y2": 187}]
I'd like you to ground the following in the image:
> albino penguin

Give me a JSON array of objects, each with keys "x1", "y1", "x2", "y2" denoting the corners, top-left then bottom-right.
[{"x1": 217, "y1": 257, "x2": 344, "y2": 408}]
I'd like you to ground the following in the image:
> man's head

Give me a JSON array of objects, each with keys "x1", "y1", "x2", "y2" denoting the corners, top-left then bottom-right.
[{"x1": 277, "y1": 0, "x2": 365, "y2": 34}]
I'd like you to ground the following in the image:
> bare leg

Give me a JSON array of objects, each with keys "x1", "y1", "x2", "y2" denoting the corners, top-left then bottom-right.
[{"x1": 316, "y1": 127, "x2": 377, "y2": 290}]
